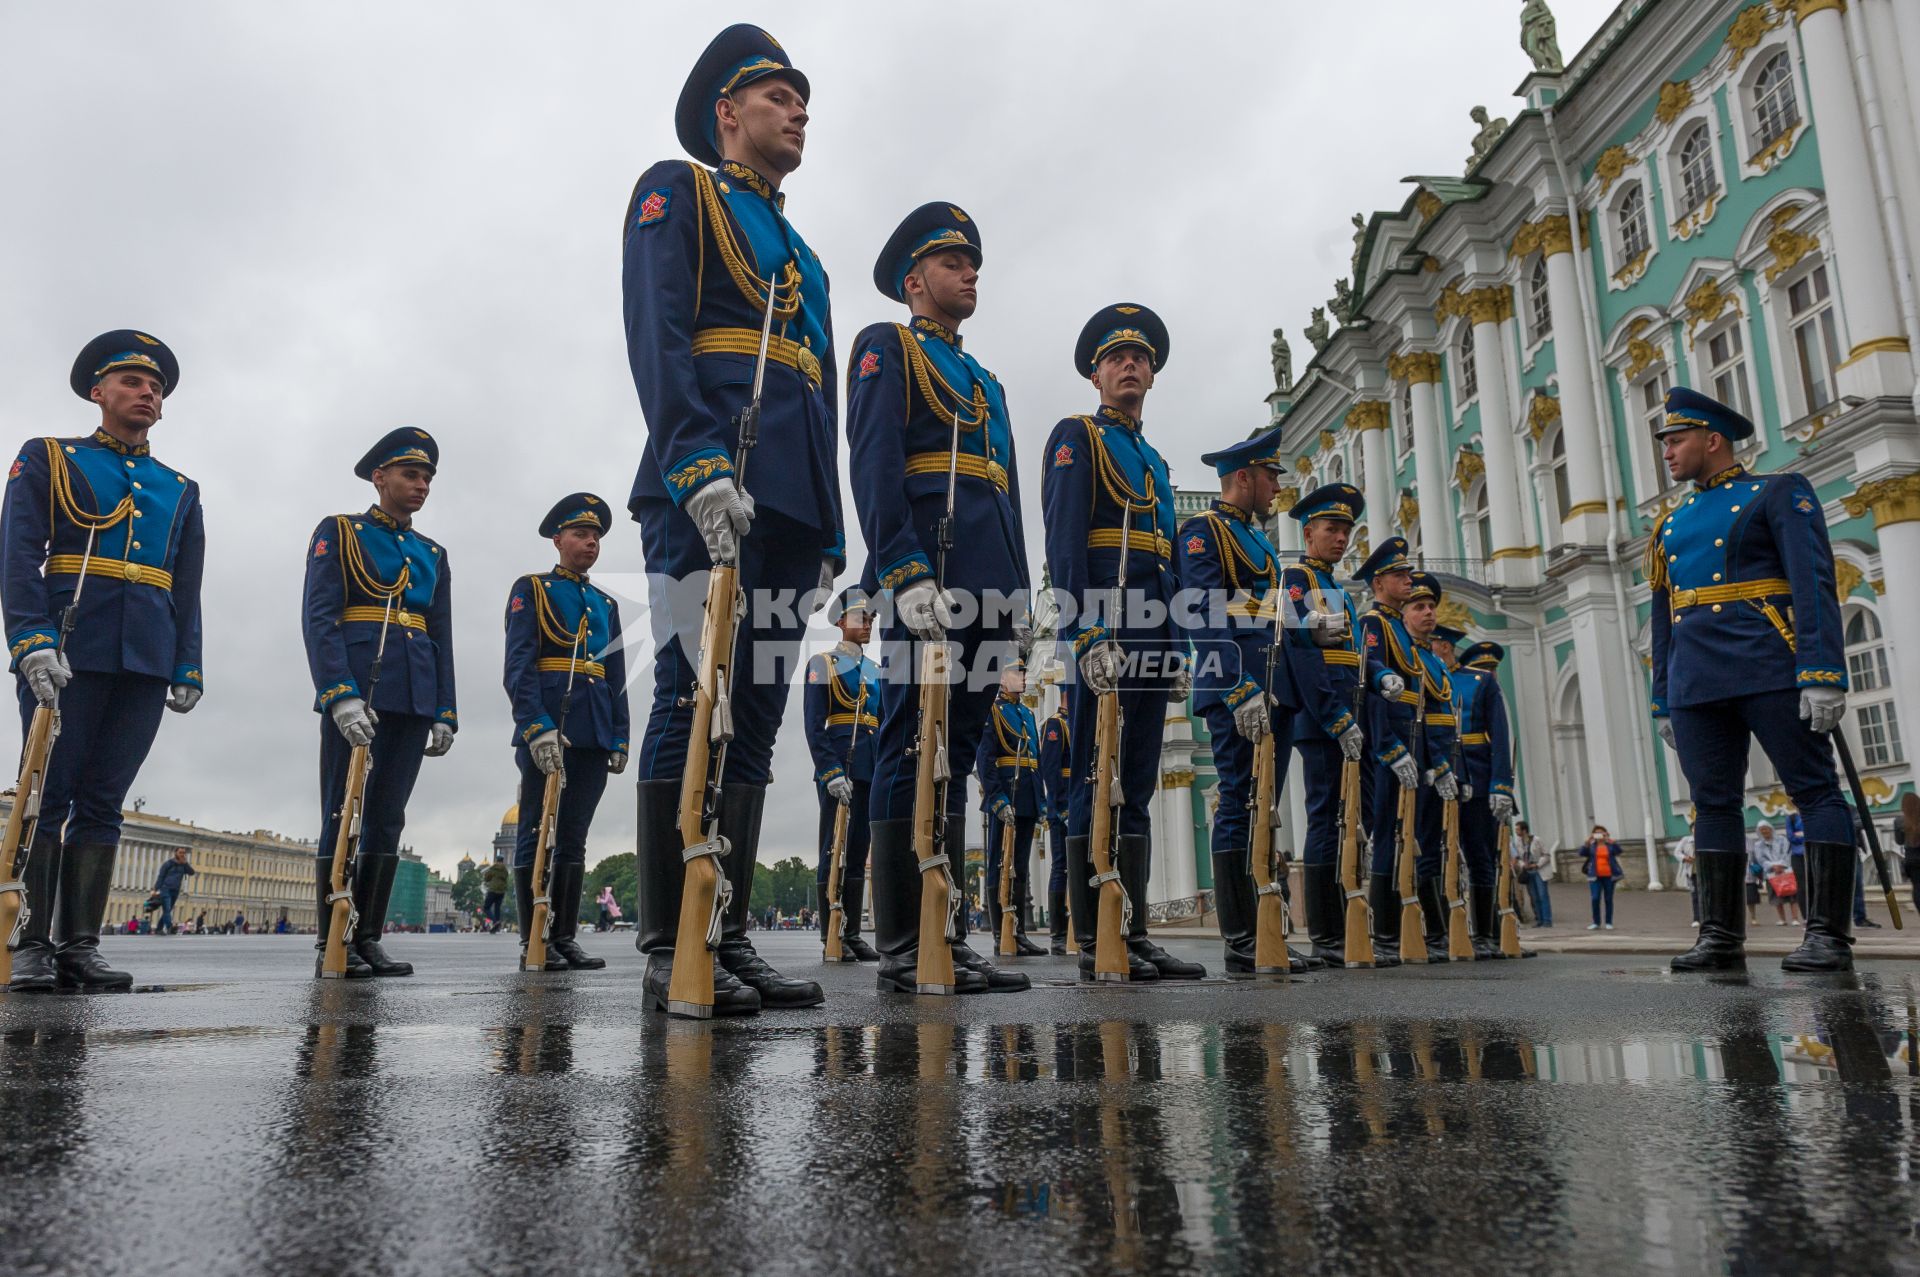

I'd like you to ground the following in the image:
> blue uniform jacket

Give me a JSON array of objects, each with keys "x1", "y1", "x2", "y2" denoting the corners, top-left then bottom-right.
[
  {"x1": 1648, "y1": 465, "x2": 1845, "y2": 713},
  {"x1": 1041, "y1": 406, "x2": 1179, "y2": 656},
  {"x1": 303, "y1": 507, "x2": 456, "y2": 727},
  {"x1": 974, "y1": 695, "x2": 1040, "y2": 821},
  {"x1": 1451, "y1": 664, "x2": 1513, "y2": 798},
  {"x1": 1038, "y1": 709, "x2": 1070, "y2": 822},
  {"x1": 1174, "y1": 500, "x2": 1301, "y2": 714},
  {"x1": 3, "y1": 431, "x2": 204, "y2": 686},
  {"x1": 502, "y1": 567, "x2": 629, "y2": 752},
  {"x1": 1360, "y1": 605, "x2": 1454, "y2": 773},
  {"x1": 1283, "y1": 555, "x2": 1363, "y2": 743},
  {"x1": 803, "y1": 646, "x2": 879, "y2": 785},
  {"x1": 621, "y1": 158, "x2": 844, "y2": 565},
  {"x1": 845, "y1": 316, "x2": 1028, "y2": 599}
]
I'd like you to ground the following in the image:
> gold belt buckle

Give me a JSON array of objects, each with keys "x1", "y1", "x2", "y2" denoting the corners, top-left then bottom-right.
[
  {"x1": 122, "y1": 562, "x2": 141, "y2": 582},
  {"x1": 796, "y1": 346, "x2": 822, "y2": 386}
]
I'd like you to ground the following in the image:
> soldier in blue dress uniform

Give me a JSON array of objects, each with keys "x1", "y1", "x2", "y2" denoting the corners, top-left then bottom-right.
[
  {"x1": 1043, "y1": 304, "x2": 1204, "y2": 982},
  {"x1": 803, "y1": 587, "x2": 880, "y2": 963},
  {"x1": 1175, "y1": 425, "x2": 1320, "y2": 976},
  {"x1": 851, "y1": 200, "x2": 1030, "y2": 995},
  {"x1": 1447, "y1": 638, "x2": 1525, "y2": 959},
  {"x1": 502, "y1": 493, "x2": 630, "y2": 972},
  {"x1": 1280, "y1": 482, "x2": 1370, "y2": 966},
  {"x1": 1037, "y1": 701, "x2": 1072, "y2": 952},
  {"x1": 1649, "y1": 387, "x2": 1854, "y2": 972},
  {"x1": 974, "y1": 662, "x2": 1046, "y2": 956},
  {"x1": 623, "y1": 24, "x2": 841, "y2": 1013},
  {"x1": 1356, "y1": 546, "x2": 1458, "y2": 965},
  {"x1": 3, "y1": 331, "x2": 205, "y2": 991},
  {"x1": 303, "y1": 427, "x2": 457, "y2": 979}
]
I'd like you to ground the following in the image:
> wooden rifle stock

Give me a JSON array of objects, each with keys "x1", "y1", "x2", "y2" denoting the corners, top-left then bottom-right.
[
  {"x1": 522, "y1": 766, "x2": 564, "y2": 970},
  {"x1": 1443, "y1": 795, "x2": 1473, "y2": 960},
  {"x1": 1495, "y1": 821, "x2": 1521, "y2": 957},
  {"x1": 824, "y1": 800, "x2": 850, "y2": 960},
  {"x1": 320, "y1": 742, "x2": 371, "y2": 978},
  {"x1": 0, "y1": 705, "x2": 59, "y2": 984},
  {"x1": 997, "y1": 817, "x2": 1016, "y2": 956},
  {"x1": 1394, "y1": 780, "x2": 1425, "y2": 962},
  {"x1": 1338, "y1": 676, "x2": 1373, "y2": 968},
  {"x1": 1087, "y1": 687, "x2": 1129, "y2": 980},
  {"x1": 1248, "y1": 725, "x2": 1289, "y2": 978},
  {"x1": 667, "y1": 563, "x2": 740, "y2": 1017},
  {"x1": 911, "y1": 640, "x2": 958, "y2": 993}
]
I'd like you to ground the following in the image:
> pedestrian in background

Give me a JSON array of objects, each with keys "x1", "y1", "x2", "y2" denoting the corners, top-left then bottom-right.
[
  {"x1": 1895, "y1": 792, "x2": 1920, "y2": 914},
  {"x1": 1848, "y1": 807, "x2": 1882, "y2": 930},
  {"x1": 1513, "y1": 821, "x2": 1554, "y2": 928},
  {"x1": 152, "y1": 848, "x2": 195, "y2": 936},
  {"x1": 596, "y1": 884, "x2": 620, "y2": 932},
  {"x1": 1750, "y1": 821, "x2": 1799, "y2": 925},
  {"x1": 1672, "y1": 826, "x2": 1698, "y2": 928},
  {"x1": 1580, "y1": 825, "x2": 1624, "y2": 930},
  {"x1": 479, "y1": 857, "x2": 509, "y2": 933},
  {"x1": 1784, "y1": 807, "x2": 1806, "y2": 914}
]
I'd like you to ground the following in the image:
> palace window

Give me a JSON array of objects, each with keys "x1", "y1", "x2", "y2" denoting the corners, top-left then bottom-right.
[
  {"x1": 1529, "y1": 256, "x2": 1552, "y2": 341},
  {"x1": 1456, "y1": 326, "x2": 1478, "y2": 403},
  {"x1": 1704, "y1": 324, "x2": 1751, "y2": 418},
  {"x1": 1327, "y1": 456, "x2": 1345, "y2": 486},
  {"x1": 1677, "y1": 125, "x2": 1718, "y2": 213},
  {"x1": 1787, "y1": 264, "x2": 1843, "y2": 413},
  {"x1": 1751, "y1": 52, "x2": 1800, "y2": 153},
  {"x1": 1353, "y1": 438, "x2": 1366, "y2": 493},
  {"x1": 1548, "y1": 428, "x2": 1571, "y2": 520},
  {"x1": 1397, "y1": 384, "x2": 1415, "y2": 456},
  {"x1": 1845, "y1": 607, "x2": 1904, "y2": 767},
  {"x1": 1616, "y1": 185, "x2": 1651, "y2": 263},
  {"x1": 1469, "y1": 482, "x2": 1491, "y2": 561}
]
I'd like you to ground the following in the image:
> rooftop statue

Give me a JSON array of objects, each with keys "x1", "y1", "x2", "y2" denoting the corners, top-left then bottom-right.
[
  {"x1": 1468, "y1": 105, "x2": 1510, "y2": 170},
  {"x1": 1351, "y1": 212, "x2": 1367, "y2": 274},
  {"x1": 1270, "y1": 327, "x2": 1293, "y2": 394},
  {"x1": 1330, "y1": 278, "x2": 1356, "y2": 325},
  {"x1": 1521, "y1": 0, "x2": 1564, "y2": 75},
  {"x1": 1305, "y1": 307, "x2": 1330, "y2": 353}
]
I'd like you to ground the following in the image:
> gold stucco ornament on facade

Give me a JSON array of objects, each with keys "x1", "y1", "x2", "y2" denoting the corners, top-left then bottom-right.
[
  {"x1": 1843, "y1": 473, "x2": 1920, "y2": 528},
  {"x1": 1526, "y1": 392, "x2": 1561, "y2": 442}
]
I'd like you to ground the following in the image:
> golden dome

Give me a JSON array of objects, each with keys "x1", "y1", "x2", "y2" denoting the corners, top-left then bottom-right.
[{"x1": 502, "y1": 803, "x2": 519, "y2": 827}]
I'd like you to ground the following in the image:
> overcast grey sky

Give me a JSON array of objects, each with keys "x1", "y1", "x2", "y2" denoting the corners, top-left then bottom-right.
[{"x1": 0, "y1": 1, "x2": 1620, "y2": 880}]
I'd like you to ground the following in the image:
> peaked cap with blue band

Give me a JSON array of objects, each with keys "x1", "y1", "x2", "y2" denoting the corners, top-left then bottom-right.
[
  {"x1": 1458, "y1": 640, "x2": 1506, "y2": 667},
  {"x1": 355, "y1": 427, "x2": 440, "y2": 480},
  {"x1": 675, "y1": 25, "x2": 810, "y2": 169},
  {"x1": 826, "y1": 586, "x2": 872, "y2": 624},
  {"x1": 540, "y1": 491, "x2": 610, "y2": 539},
  {"x1": 1201, "y1": 424, "x2": 1287, "y2": 477},
  {"x1": 874, "y1": 201, "x2": 982, "y2": 302},
  {"x1": 1407, "y1": 571, "x2": 1442, "y2": 603},
  {"x1": 1291, "y1": 482, "x2": 1365, "y2": 525},
  {"x1": 1654, "y1": 385, "x2": 1755, "y2": 442},
  {"x1": 1074, "y1": 303, "x2": 1169, "y2": 376},
  {"x1": 1355, "y1": 535, "x2": 1412, "y2": 583},
  {"x1": 1432, "y1": 624, "x2": 1467, "y2": 645},
  {"x1": 71, "y1": 330, "x2": 178, "y2": 400}
]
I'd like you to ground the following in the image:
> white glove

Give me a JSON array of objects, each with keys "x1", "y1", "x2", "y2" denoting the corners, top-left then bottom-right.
[
  {"x1": 1489, "y1": 793, "x2": 1514, "y2": 821},
  {"x1": 1337, "y1": 723, "x2": 1365, "y2": 761},
  {"x1": 811, "y1": 559, "x2": 835, "y2": 614},
  {"x1": 1390, "y1": 755, "x2": 1419, "y2": 789},
  {"x1": 19, "y1": 649, "x2": 70, "y2": 707},
  {"x1": 994, "y1": 804, "x2": 1015, "y2": 826},
  {"x1": 330, "y1": 697, "x2": 377, "y2": 747},
  {"x1": 166, "y1": 684, "x2": 202, "y2": 714},
  {"x1": 1307, "y1": 610, "x2": 1349, "y2": 648},
  {"x1": 1232, "y1": 695, "x2": 1269, "y2": 741},
  {"x1": 1168, "y1": 664, "x2": 1193, "y2": 704},
  {"x1": 425, "y1": 722, "x2": 456, "y2": 757},
  {"x1": 826, "y1": 775, "x2": 854, "y2": 804},
  {"x1": 1430, "y1": 770, "x2": 1459, "y2": 802},
  {"x1": 1657, "y1": 718, "x2": 1677, "y2": 750},
  {"x1": 896, "y1": 580, "x2": 955, "y2": 639},
  {"x1": 608, "y1": 750, "x2": 628, "y2": 775},
  {"x1": 1079, "y1": 640, "x2": 1124, "y2": 694},
  {"x1": 1379, "y1": 672, "x2": 1406, "y2": 698},
  {"x1": 1799, "y1": 686, "x2": 1846, "y2": 735},
  {"x1": 1013, "y1": 618, "x2": 1034, "y2": 651},
  {"x1": 530, "y1": 729, "x2": 564, "y2": 775},
  {"x1": 684, "y1": 479, "x2": 753, "y2": 565},
  {"x1": 1461, "y1": 782, "x2": 1474, "y2": 801}
]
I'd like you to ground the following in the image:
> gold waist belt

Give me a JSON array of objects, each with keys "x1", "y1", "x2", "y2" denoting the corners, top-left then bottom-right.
[
  {"x1": 904, "y1": 452, "x2": 1008, "y2": 491},
  {"x1": 691, "y1": 328, "x2": 823, "y2": 387},
  {"x1": 1322, "y1": 650, "x2": 1361, "y2": 667},
  {"x1": 1669, "y1": 578, "x2": 1790, "y2": 610},
  {"x1": 536, "y1": 657, "x2": 606, "y2": 678},
  {"x1": 1087, "y1": 528, "x2": 1171, "y2": 559},
  {"x1": 1428, "y1": 713, "x2": 1458, "y2": 727},
  {"x1": 340, "y1": 605, "x2": 427, "y2": 631},
  {"x1": 825, "y1": 711, "x2": 879, "y2": 728},
  {"x1": 995, "y1": 756, "x2": 1039, "y2": 769},
  {"x1": 1460, "y1": 731, "x2": 1491, "y2": 745},
  {"x1": 45, "y1": 554, "x2": 172, "y2": 591}
]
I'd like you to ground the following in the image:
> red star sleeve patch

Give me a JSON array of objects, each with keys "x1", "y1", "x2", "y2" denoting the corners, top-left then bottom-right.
[
  {"x1": 312, "y1": 538, "x2": 329, "y2": 558},
  {"x1": 1053, "y1": 443, "x2": 1074, "y2": 468}
]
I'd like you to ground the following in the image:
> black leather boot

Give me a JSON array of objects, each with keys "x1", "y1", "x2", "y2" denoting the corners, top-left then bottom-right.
[
  {"x1": 53, "y1": 842, "x2": 132, "y2": 990},
  {"x1": 1468, "y1": 882, "x2": 1506, "y2": 960},
  {"x1": 9, "y1": 832, "x2": 62, "y2": 992},
  {"x1": 1671, "y1": 849, "x2": 1747, "y2": 972},
  {"x1": 349, "y1": 854, "x2": 413, "y2": 977},
  {"x1": 713, "y1": 784, "x2": 823, "y2": 1007},
  {"x1": 839, "y1": 873, "x2": 879, "y2": 961},
  {"x1": 952, "y1": 879, "x2": 1028, "y2": 991},
  {"x1": 1368, "y1": 872, "x2": 1403, "y2": 968},
  {"x1": 1068, "y1": 835, "x2": 1157, "y2": 982},
  {"x1": 1782, "y1": 841, "x2": 1856, "y2": 972},
  {"x1": 636, "y1": 779, "x2": 759, "y2": 1016},
  {"x1": 1302, "y1": 862, "x2": 1345, "y2": 968},
  {"x1": 1048, "y1": 885, "x2": 1069, "y2": 955},
  {"x1": 870, "y1": 818, "x2": 987, "y2": 994},
  {"x1": 1122, "y1": 835, "x2": 1205, "y2": 980},
  {"x1": 1212, "y1": 848, "x2": 1257, "y2": 978},
  {"x1": 548, "y1": 861, "x2": 604, "y2": 970},
  {"x1": 311, "y1": 853, "x2": 371, "y2": 980},
  {"x1": 1013, "y1": 873, "x2": 1046, "y2": 956},
  {"x1": 1416, "y1": 877, "x2": 1450, "y2": 963},
  {"x1": 514, "y1": 864, "x2": 568, "y2": 971}
]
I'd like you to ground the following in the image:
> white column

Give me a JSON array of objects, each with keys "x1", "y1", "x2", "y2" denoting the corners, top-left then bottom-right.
[
  {"x1": 1158, "y1": 776, "x2": 1197, "y2": 903},
  {"x1": 1409, "y1": 371, "x2": 1456, "y2": 561},
  {"x1": 1468, "y1": 289, "x2": 1535, "y2": 586},
  {"x1": 1795, "y1": 0, "x2": 1913, "y2": 397},
  {"x1": 1353, "y1": 407, "x2": 1394, "y2": 553},
  {"x1": 1892, "y1": 0, "x2": 1920, "y2": 138},
  {"x1": 1538, "y1": 221, "x2": 1611, "y2": 543},
  {"x1": 1560, "y1": 563, "x2": 1660, "y2": 880},
  {"x1": 1846, "y1": 474, "x2": 1920, "y2": 755},
  {"x1": 1863, "y1": 1, "x2": 1920, "y2": 270}
]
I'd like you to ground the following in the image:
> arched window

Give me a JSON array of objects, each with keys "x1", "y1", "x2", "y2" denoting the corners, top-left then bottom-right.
[
  {"x1": 1678, "y1": 124, "x2": 1717, "y2": 212},
  {"x1": 1548, "y1": 429, "x2": 1571, "y2": 520},
  {"x1": 1616, "y1": 185, "x2": 1651, "y2": 263},
  {"x1": 1327, "y1": 456, "x2": 1344, "y2": 485},
  {"x1": 1752, "y1": 52, "x2": 1800, "y2": 152},
  {"x1": 1456, "y1": 326, "x2": 1478, "y2": 403},
  {"x1": 1469, "y1": 483, "x2": 1491, "y2": 561},
  {"x1": 1529, "y1": 256, "x2": 1552, "y2": 340},
  {"x1": 1353, "y1": 438, "x2": 1366, "y2": 492},
  {"x1": 1787, "y1": 263, "x2": 1843, "y2": 413},
  {"x1": 1845, "y1": 606, "x2": 1904, "y2": 766},
  {"x1": 1397, "y1": 383, "x2": 1415, "y2": 456},
  {"x1": 1704, "y1": 322, "x2": 1752, "y2": 417}
]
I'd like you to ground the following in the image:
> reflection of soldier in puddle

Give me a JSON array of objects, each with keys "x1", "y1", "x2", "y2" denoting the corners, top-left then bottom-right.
[
  {"x1": 478, "y1": 981, "x2": 580, "y2": 1267},
  {"x1": 1212, "y1": 1023, "x2": 1311, "y2": 1266},
  {"x1": 1, "y1": 1025, "x2": 88, "y2": 1269}
]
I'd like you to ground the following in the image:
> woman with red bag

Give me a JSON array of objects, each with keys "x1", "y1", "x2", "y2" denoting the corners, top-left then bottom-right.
[{"x1": 1749, "y1": 821, "x2": 1800, "y2": 926}]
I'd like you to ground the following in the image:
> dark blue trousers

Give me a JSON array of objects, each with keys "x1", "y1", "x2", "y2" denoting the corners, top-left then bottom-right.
[
  {"x1": 869, "y1": 618, "x2": 1018, "y2": 824},
  {"x1": 1670, "y1": 689, "x2": 1849, "y2": 851},
  {"x1": 984, "y1": 814, "x2": 1037, "y2": 917},
  {"x1": 633, "y1": 503, "x2": 819, "y2": 785},
  {"x1": 1413, "y1": 788, "x2": 1445, "y2": 879},
  {"x1": 18, "y1": 670, "x2": 167, "y2": 846},
  {"x1": 1293, "y1": 737, "x2": 1376, "y2": 868},
  {"x1": 815, "y1": 778, "x2": 872, "y2": 884},
  {"x1": 1369, "y1": 770, "x2": 1441, "y2": 876},
  {"x1": 1458, "y1": 792, "x2": 1498, "y2": 888},
  {"x1": 1201, "y1": 702, "x2": 1296, "y2": 852},
  {"x1": 1047, "y1": 814, "x2": 1068, "y2": 892},
  {"x1": 513, "y1": 745, "x2": 612, "y2": 867},
  {"x1": 317, "y1": 710, "x2": 430, "y2": 863},
  {"x1": 1067, "y1": 679, "x2": 1169, "y2": 841}
]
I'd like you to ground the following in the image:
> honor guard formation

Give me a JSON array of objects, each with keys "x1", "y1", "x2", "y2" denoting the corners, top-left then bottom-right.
[{"x1": 2, "y1": 23, "x2": 1900, "y2": 1007}]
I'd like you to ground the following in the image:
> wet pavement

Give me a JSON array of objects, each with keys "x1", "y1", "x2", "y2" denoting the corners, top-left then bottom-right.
[{"x1": 3, "y1": 933, "x2": 1919, "y2": 1277}]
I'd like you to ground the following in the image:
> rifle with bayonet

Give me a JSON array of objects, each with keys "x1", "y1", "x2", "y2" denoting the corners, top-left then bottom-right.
[
  {"x1": 523, "y1": 613, "x2": 586, "y2": 971},
  {"x1": 1085, "y1": 505, "x2": 1134, "y2": 981},
  {"x1": 824, "y1": 671, "x2": 867, "y2": 961},
  {"x1": 1338, "y1": 667, "x2": 1374, "y2": 967},
  {"x1": 1442, "y1": 694, "x2": 1473, "y2": 961},
  {"x1": 1832, "y1": 730, "x2": 1905, "y2": 930},
  {"x1": 1248, "y1": 559, "x2": 1289, "y2": 978},
  {"x1": 997, "y1": 712, "x2": 1026, "y2": 957},
  {"x1": 1396, "y1": 674, "x2": 1429, "y2": 964},
  {"x1": 1495, "y1": 818, "x2": 1522, "y2": 957}
]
